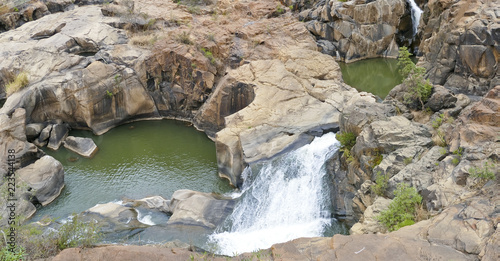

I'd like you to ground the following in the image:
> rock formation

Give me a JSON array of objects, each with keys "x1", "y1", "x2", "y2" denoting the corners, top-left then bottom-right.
[
  {"x1": 418, "y1": 0, "x2": 500, "y2": 95},
  {"x1": 0, "y1": 0, "x2": 498, "y2": 260}
]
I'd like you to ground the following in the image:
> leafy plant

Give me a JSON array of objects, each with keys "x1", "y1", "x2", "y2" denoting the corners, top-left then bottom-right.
[
  {"x1": 276, "y1": 5, "x2": 285, "y2": 14},
  {"x1": 404, "y1": 157, "x2": 413, "y2": 165},
  {"x1": 5, "y1": 71, "x2": 29, "y2": 96},
  {"x1": 56, "y1": 215, "x2": 102, "y2": 250},
  {"x1": 469, "y1": 160, "x2": 496, "y2": 181},
  {"x1": 398, "y1": 47, "x2": 432, "y2": 109},
  {"x1": 0, "y1": 246, "x2": 26, "y2": 261},
  {"x1": 336, "y1": 132, "x2": 357, "y2": 162},
  {"x1": 106, "y1": 90, "x2": 113, "y2": 98},
  {"x1": 377, "y1": 183, "x2": 423, "y2": 231},
  {"x1": 201, "y1": 47, "x2": 216, "y2": 64},
  {"x1": 371, "y1": 171, "x2": 389, "y2": 197},
  {"x1": 451, "y1": 147, "x2": 463, "y2": 166},
  {"x1": 370, "y1": 149, "x2": 383, "y2": 168}
]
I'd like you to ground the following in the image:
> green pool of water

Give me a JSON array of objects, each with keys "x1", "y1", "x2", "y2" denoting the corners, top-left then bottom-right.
[
  {"x1": 339, "y1": 58, "x2": 404, "y2": 99},
  {"x1": 35, "y1": 120, "x2": 233, "y2": 220}
]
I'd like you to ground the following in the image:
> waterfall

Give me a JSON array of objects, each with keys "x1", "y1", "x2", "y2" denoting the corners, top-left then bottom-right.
[
  {"x1": 408, "y1": 0, "x2": 423, "y2": 36},
  {"x1": 208, "y1": 133, "x2": 339, "y2": 256}
]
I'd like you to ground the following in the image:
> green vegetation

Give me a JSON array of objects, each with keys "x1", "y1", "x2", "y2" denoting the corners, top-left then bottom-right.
[
  {"x1": 398, "y1": 47, "x2": 432, "y2": 109},
  {"x1": 370, "y1": 149, "x2": 383, "y2": 168},
  {"x1": 451, "y1": 147, "x2": 463, "y2": 166},
  {"x1": 336, "y1": 132, "x2": 357, "y2": 162},
  {"x1": 106, "y1": 90, "x2": 114, "y2": 98},
  {"x1": 469, "y1": 160, "x2": 496, "y2": 181},
  {"x1": 377, "y1": 183, "x2": 423, "y2": 231},
  {"x1": 177, "y1": 31, "x2": 193, "y2": 45},
  {"x1": 0, "y1": 246, "x2": 26, "y2": 261},
  {"x1": 5, "y1": 71, "x2": 29, "y2": 96},
  {"x1": 276, "y1": 5, "x2": 285, "y2": 14},
  {"x1": 372, "y1": 171, "x2": 389, "y2": 197},
  {"x1": 432, "y1": 113, "x2": 454, "y2": 129},
  {"x1": 56, "y1": 215, "x2": 102, "y2": 250},
  {"x1": 201, "y1": 47, "x2": 216, "y2": 64},
  {"x1": 0, "y1": 214, "x2": 102, "y2": 259},
  {"x1": 404, "y1": 157, "x2": 413, "y2": 165}
]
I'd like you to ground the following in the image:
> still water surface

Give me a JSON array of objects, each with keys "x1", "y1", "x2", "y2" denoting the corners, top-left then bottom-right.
[{"x1": 35, "y1": 120, "x2": 233, "y2": 220}]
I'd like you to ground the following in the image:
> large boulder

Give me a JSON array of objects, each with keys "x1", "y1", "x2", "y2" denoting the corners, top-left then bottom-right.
[
  {"x1": 83, "y1": 202, "x2": 147, "y2": 233},
  {"x1": 47, "y1": 123, "x2": 69, "y2": 150},
  {"x1": 167, "y1": 190, "x2": 235, "y2": 229},
  {"x1": 63, "y1": 136, "x2": 98, "y2": 158},
  {"x1": 17, "y1": 155, "x2": 64, "y2": 206}
]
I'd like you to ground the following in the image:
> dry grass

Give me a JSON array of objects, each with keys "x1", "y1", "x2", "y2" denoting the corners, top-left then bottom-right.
[
  {"x1": 129, "y1": 32, "x2": 160, "y2": 48},
  {"x1": 6, "y1": 71, "x2": 29, "y2": 96}
]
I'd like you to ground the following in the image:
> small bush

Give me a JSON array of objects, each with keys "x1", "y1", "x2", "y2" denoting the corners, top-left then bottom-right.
[
  {"x1": 56, "y1": 215, "x2": 102, "y2": 250},
  {"x1": 398, "y1": 47, "x2": 432, "y2": 109},
  {"x1": 370, "y1": 149, "x2": 383, "y2": 168},
  {"x1": 469, "y1": 160, "x2": 496, "y2": 181},
  {"x1": 177, "y1": 32, "x2": 192, "y2": 45},
  {"x1": 336, "y1": 132, "x2": 357, "y2": 162},
  {"x1": 377, "y1": 183, "x2": 423, "y2": 231},
  {"x1": 371, "y1": 171, "x2": 389, "y2": 196},
  {"x1": 201, "y1": 47, "x2": 215, "y2": 64},
  {"x1": 0, "y1": 246, "x2": 26, "y2": 261},
  {"x1": 404, "y1": 157, "x2": 413, "y2": 165},
  {"x1": 5, "y1": 71, "x2": 29, "y2": 96}
]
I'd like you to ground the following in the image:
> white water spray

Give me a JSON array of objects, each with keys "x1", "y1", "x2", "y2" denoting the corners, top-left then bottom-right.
[
  {"x1": 408, "y1": 0, "x2": 423, "y2": 36},
  {"x1": 209, "y1": 133, "x2": 339, "y2": 256}
]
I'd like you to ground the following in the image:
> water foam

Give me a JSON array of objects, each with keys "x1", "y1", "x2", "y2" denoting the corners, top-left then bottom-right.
[{"x1": 209, "y1": 133, "x2": 339, "y2": 255}]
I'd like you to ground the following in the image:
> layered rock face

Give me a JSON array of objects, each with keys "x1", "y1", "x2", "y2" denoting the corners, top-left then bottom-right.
[
  {"x1": 205, "y1": 47, "x2": 365, "y2": 186},
  {"x1": 418, "y1": 0, "x2": 500, "y2": 95},
  {"x1": 289, "y1": 0, "x2": 407, "y2": 62}
]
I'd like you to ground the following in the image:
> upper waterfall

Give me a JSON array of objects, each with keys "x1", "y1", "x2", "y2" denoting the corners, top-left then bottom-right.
[
  {"x1": 408, "y1": 0, "x2": 423, "y2": 36},
  {"x1": 208, "y1": 133, "x2": 340, "y2": 256}
]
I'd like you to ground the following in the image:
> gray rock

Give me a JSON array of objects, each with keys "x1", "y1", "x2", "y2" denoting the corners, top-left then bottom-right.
[
  {"x1": 354, "y1": 116, "x2": 432, "y2": 157},
  {"x1": 122, "y1": 196, "x2": 171, "y2": 213},
  {"x1": 168, "y1": 190, "x2": 235, "y2": 229},
  {"x1": 35, "y1": 124, "x2": 53, "y2": 147},
  {"x1": 426, "y1": 85, "x2": 457, "y2": 112},
  {"x1": 47, "y1": 123, "x2": 69, "y2": 150},
  {"x1": 83, "y1": 202, "x2": 146, "y2": 233},
  {"x1": 17, "y1": 155, "x2": 64, "y2": 206},
  {"x1": 387, "y1": 146, "x2": 442, "y2": 196},
  {"x1": 63, "y1": 136, "x2": 98, "y2": 158},
  {"x1": 25, "y1": 123, "x2": 45, "y2": 141}
]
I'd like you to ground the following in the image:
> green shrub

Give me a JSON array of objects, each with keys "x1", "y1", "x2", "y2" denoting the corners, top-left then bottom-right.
[
  {"x1": 5, "y1": 71, "x2": 29, "y2": 96},
  {"x1": 404, "y1": 157, "x2": 413, "y2": 165},
  {"x1": 0, "y1": 246, "x2": 26, "y2": 261},
  {"x1": 201, "y1": 47, "x2": 216, "y2": 64},
  {"x1": 336, "y1": 132, "x2": 357, "y2": 162},
  {"x1": 377, "y1": 183, "x2": 422, "y2": 231},
  {"x1": 56, "y1": 215, "x2": 102, "y2": 250},
  {"x1": 370, "y1": 149, "x2": 383, "y2": 168},
  {"x1": 371, "y1": 171, "x2": 389, "y2": 197},
  {"x1": 398, "y1": 47, "x2": 432, "y2": 109},
  {"x1": 469, "y1": 160, "x2": 496, "y2": 181}
]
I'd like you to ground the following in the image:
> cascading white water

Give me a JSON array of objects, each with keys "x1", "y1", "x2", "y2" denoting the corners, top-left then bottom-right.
[
  {"x1": 208, "y1": 133, "x2": 339, "y2": 256},
  {"x1": 408, "y1": 0, "x2": 423, "y2": 36}
]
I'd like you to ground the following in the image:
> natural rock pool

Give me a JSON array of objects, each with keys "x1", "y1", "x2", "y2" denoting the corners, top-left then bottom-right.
[
  {"x1": 339, "y1": 58, "x2": 404, "y2": 99},
  {"x1": 35, "y1": 120, "x2": 233, "y2": 221}
]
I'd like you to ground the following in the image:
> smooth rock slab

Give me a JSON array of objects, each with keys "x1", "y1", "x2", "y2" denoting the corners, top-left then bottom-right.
[
  {"x1": 47, "y1": 123, "x2": 69, "y2": 150},
  {"x1": 17, "y1": 155, "x2": 64, "y2": 206},
  {"x1": 168, "y1": 189, "x2": 235, "y2": 229},
  {"x1": 63, "y1": 136, "x2": 98, "y2": 158}
]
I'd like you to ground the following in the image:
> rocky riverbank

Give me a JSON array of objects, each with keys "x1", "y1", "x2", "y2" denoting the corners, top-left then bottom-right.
[{"x1": 0, "y1": 0, "x2": 499, "y2": 260}]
